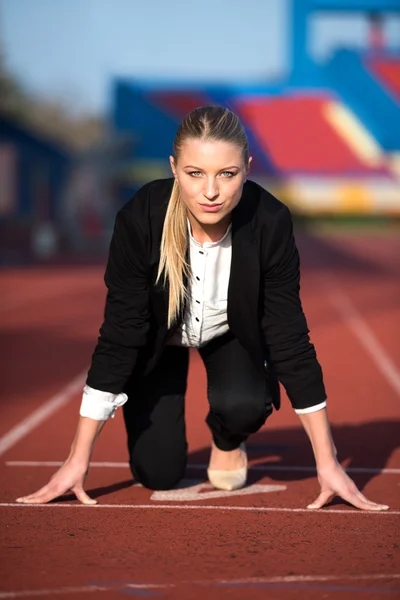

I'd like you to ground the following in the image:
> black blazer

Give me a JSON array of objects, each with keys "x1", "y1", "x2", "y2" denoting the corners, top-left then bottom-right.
[{"x1": 86, "y1": 178, "x2": 326, "y2": 411}]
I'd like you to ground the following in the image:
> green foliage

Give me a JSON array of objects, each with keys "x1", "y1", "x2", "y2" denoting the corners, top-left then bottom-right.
[{"x1": 0, "y1": 52, "x2": 104, "y2": 151}]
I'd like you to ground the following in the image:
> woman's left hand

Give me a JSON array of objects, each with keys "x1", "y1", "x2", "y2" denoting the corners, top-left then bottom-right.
[{"x1": 308, "y1": 462, "x2": 389, "y2": 511}]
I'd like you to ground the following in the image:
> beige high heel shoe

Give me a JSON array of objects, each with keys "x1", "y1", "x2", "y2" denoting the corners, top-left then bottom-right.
[{"x1": 207, "y1": 443, "x2": 247, "y2": 491}]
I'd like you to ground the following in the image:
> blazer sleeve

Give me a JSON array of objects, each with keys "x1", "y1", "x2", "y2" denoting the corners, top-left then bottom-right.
[
  {"x1": 261, "y1": 205, "x2": 327, "y2": 410},
  {"x1": 85, "y1": 207, "x2": 151, "y2": 393}
]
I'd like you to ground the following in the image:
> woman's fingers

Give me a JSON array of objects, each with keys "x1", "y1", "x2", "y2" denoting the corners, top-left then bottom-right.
[
  {"x1": 73, "y1": 486, "x2": 97, "y2": 505},
  {"x1": 16, "y1": 483, "x2": 56, "y2": 504},
  {"x1": 344, "y1": 489, "x2": 389, "y2": 511},
  {"x1": 307, "y1": 486, "x2": 390, "y2": 511},
  {"x1": 15, "y1": 459, "x2": 93, "y2": 505},
  {"x1": 310, "y1": 464, "x2": 390, "y2": 511},
  {"x1": 307, "y1": 489, "x2": 335, "y2": 509},
  {"x1": 356, "y1": 490, "x2": 389, "y2": 509},
  {"x1": 16, "y1": 492, "x2": 55, "y2": 504},
  {"x1": 16, "y1": 485, "x2": 65, "y2": 504},
  {"x1": 16, "y1": 478, "x2": 96, "y2": 505},
  {"x1": 16, "y1": 484, "x2": 96, "y2": 505},
  {"x1": 332, "y1": 478, "x2": 389, "y2": 511}
]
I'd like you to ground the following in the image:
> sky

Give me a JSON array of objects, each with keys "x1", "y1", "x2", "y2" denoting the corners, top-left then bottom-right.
[{"x1": 1, "y1": 0, "x2": 399, "y2": 115}]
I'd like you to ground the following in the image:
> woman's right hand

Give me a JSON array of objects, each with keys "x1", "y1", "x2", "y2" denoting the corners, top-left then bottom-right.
[{"x1": 16, "y1": 457, "x2": 97, "y2": 505}]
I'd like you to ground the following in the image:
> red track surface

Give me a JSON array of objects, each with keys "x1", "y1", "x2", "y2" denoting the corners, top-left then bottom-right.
[{"x1": 1, "y1": 232, "x2": 399, "y2": 599}]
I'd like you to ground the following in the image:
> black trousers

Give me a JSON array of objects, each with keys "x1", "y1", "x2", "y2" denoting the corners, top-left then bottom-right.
[{"x1": 123, "y1": 331, "x2": 273, "y2": 490}]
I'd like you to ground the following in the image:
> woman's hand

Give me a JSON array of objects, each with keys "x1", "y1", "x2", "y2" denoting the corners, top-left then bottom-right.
[
  {"x1": 297, "y1": 409, "x2": 389, "y2": 511},
  {"x1": 16, "y1": 458, "x2": 97, "y2": 505},
  {"x1": 308, "y1": 462, "x2": 389, "y2": 511}
]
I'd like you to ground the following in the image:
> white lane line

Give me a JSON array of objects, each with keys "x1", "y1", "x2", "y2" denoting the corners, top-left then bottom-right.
[
  {"x1": 6, "y1": 461, "x2": 400, "y2": 475},
  {"x1": 0, "y1": 503, "x2": 398, "y2": 514},
  {"x1": 0, "y1": 372, "x2": 86, "y2": 457},
  {"x1": 323, "y1": 273, "x2": 400, "y2": 397},
  {"x1": 217, "y1": 574, "x2": 400, "y2": 584},
  {"x1": 0, "y1": 583, "x2": 169, "y2": 599},
  {"x1": 0, "y1": 586, "x2": 115, "y2": 599},
  {"x1": 0, "y1": 575, "x2": 399, "y2": 599}
]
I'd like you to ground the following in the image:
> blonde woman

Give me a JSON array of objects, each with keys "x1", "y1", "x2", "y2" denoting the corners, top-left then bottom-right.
[{"x1": 17, "y1": 106, "x2": 388, "y2": 511}]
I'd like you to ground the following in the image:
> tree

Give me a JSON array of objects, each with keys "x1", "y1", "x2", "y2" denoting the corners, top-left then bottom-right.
[{"x1": 0, "y1": 52, "x2": 103, "y2": 151}]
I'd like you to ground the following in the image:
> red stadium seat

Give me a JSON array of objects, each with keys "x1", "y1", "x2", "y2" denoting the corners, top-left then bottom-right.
[
  {"x1": 237, "y1": 95, "x2": 383, "y2": 175},
  {"x1": 368, "y1": 58, "x2": 400, "y2": 103}
]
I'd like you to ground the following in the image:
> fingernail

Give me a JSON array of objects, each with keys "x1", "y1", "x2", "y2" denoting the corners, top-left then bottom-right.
[{"x1": 307, "y1": 504, "x2": 316, "y2": 509}]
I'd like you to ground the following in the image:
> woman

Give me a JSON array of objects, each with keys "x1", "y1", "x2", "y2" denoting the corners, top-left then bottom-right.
[{"x1": 17, "y1": 106, "x2": 388, "y2": 510}]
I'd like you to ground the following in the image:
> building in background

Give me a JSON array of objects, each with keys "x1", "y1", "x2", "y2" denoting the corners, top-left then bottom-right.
[
  {"x1": 110, "y1": 0, "x2": 400, "y2": 216},
  {"x1": 2, "y1": 0, "x2": 399, "y2": 266},
  {"x1": 0, "y1": 114, "x2": 71, "y2": 264}
]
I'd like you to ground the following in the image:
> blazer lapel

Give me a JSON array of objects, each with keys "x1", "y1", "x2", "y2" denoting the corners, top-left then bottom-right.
[{"x1": 228, "y1": 197, "x2": 263, "y2": 368}]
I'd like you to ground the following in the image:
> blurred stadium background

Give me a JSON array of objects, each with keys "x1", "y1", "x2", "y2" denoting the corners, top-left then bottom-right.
[{"x1": 0, "y1": 0, "x2": 399, "y2": 266}]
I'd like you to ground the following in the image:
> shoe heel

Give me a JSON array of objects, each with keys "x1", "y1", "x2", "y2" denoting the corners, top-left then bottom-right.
[{"x1": 207, "y1": 443, "x2": 247, "y2": 491}]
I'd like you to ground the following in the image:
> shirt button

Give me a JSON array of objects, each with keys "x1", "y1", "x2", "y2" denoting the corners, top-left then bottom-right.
[
  {"x1": 199, "y1": 251, "x2": 204, "y2": 255},
  {"x1": 195, "y1": 317, "x2": 200, "y2": 322},
  {"x1": 196, "y1": 300, "x2": 200, "y2": 304},
  {"x1": 196, "y1": 276, "x2": 200, "y2": 281}
]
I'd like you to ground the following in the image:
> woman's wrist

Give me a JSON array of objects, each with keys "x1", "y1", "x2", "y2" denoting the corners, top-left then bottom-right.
[
  {"x1": 297, "y1": 408, "x2": 338, "y2": 470},
  {"x1": 315, "y1": 453, "x2": 339, "y2": 472},
  {"x1": 68, "y1": 416, "x2": 105, "y2": 465},
  {"x1": 67, "y1": 443, "x2": 92, "y2": 467},
  {"x1": 312, "y1": 437, "x2": 338, "y2": 470}
]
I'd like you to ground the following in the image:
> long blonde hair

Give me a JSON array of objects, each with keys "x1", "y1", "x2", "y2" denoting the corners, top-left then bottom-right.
[{"x1": 157, "y1": 106, "x2": 249, "y2": 328}]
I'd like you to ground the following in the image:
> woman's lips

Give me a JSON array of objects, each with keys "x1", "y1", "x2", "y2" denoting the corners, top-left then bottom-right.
[{"x1": 199, "y1": 203, "x2": 224, "y2": 213}]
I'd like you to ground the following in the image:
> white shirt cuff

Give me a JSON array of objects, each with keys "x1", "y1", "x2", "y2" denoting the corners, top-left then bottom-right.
[
  {"x1": 79, "y1": 385, "x2": 128, "y2": 420},
  {"x1": 294, "y1": 401, "x2": 327, "y2": 415}
]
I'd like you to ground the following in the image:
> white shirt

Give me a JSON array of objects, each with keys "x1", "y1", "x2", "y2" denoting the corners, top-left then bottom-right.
[
  {"x1": 80, "y1": 223, "x2": 326, "y2": 420},
  {"x1": 167, "y1": 222, "x2": 232, "y2": 348}
]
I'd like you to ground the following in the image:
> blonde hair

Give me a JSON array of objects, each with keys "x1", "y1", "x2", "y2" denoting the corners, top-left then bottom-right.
[{"x1": 157, "y1": 105, "x2": 249, "y2": 328}]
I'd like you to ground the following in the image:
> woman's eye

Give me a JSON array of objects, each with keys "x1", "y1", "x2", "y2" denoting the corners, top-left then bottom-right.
[{"x1": 187, "y1": 170, "x2": 236, "y2": 178}]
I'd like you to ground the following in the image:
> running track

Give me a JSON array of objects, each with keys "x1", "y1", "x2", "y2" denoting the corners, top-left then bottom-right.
[{"x1": 0, "y1": 232, "x2": 399, "y2": 599}]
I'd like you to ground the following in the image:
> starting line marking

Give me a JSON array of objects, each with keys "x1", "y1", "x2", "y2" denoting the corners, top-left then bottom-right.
[
  {"x1": 6, "y1": 461, "x2": 400, "y2": 475},
  {"x1": 151, "y1": 481, "x2": 287, "y2": 501},
  {"x1": 0, "y1": 503, "x2": 399, "y2": 515},
  {"x1": 0, "y1": 574, "x2": 399, "y2": 598}
]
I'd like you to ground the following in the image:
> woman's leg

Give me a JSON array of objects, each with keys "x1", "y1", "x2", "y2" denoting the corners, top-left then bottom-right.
[
  {"x1": 122, "y1": 346, "x2": 189, "y2": 490},
  {"x1": 198, "y1": 332, "x2": 273, "y2": 451}
]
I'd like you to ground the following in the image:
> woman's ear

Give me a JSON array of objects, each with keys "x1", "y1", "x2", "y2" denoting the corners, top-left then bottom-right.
[
  {"x1": 246, "y1": 156, "x2": 253, "y2": 176},
  {"x1": 169, "y1": 156, "x2": 177, "y2": 178}
]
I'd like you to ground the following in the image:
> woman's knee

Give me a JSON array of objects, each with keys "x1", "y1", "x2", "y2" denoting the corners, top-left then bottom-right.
[
  {"x1": 130, "y1": 457, "x2": 186, "y2": 491},
  {"x1": 214, "y1": 400, "x2": 272, "y2": 434}
]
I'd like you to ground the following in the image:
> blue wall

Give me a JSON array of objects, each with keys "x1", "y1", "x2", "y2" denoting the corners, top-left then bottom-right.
[
  {"x1": 0, "y1": 116, "x2": 71, "y2": 219},
  {"x1": 325, "y1": 50, "x2": 400, "y2": 151}
]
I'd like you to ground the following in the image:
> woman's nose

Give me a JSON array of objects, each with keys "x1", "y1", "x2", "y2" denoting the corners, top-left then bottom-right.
[{"x1": 203, "y1": 179, "x2": 219, "y2": 201}]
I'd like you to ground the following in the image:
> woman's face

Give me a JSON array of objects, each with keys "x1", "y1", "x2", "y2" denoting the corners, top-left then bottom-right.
[{"x1": 170, "y1": 139, "x2": 251, "y2": 229}]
